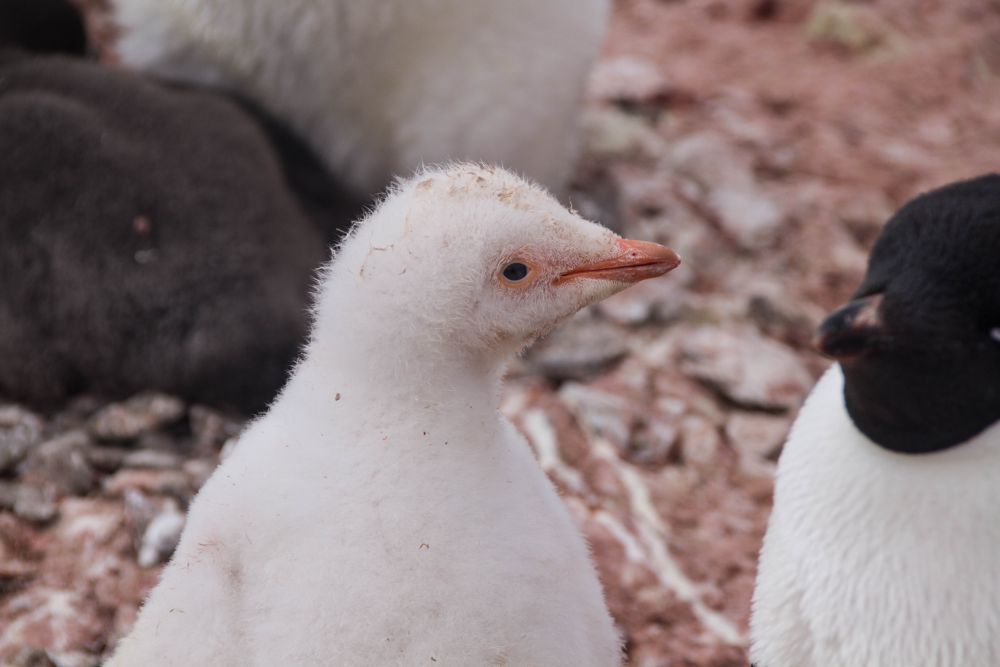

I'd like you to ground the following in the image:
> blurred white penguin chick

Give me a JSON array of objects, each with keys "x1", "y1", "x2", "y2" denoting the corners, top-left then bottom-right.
[
  {"x1": 751, "y1": 175, "x2": 1000, "y2": 667},
  {"x1": 110, "y1": 0, "x2": 610, "y2": 196},
  {"x1": 107, "y1": 164, "x2": 681, "y2": 667}
]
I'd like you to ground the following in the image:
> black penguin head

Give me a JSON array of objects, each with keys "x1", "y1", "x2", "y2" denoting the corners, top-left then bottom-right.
[{"x1": 816, "y1": 174, "x2": 1000, "y2": 454}]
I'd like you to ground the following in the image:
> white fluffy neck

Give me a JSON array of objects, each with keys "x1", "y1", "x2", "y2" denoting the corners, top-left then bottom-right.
[{"x1": 274, "y1": 281, "x2": 506, "y2": 439}]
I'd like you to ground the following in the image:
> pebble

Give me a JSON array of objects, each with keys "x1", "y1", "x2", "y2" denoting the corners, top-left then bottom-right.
[
  {"x1": 22, "y1": 430, "x2": 96, "y2": 497},
  {"x1": 524, "y1": 317, "x2": 630, "y2": 382},
  {"x1": 85, "y1": 446, "x2": 129, "y2": 473},
  {"x1": 137, "y1": 500, "x2": 185, "y2": 568},
  {"x1": 679, "y1": 326, "x2": 814, "y2": 411},
  {"x1": 669, "y1": 134, "x2": 784, "y2": 250},
  {"x1": 189, "y1": 405, "x2": 243, "y2": 455},
  {"x1": 0, "y1": 405, "x2": 45, "y2": 474},
  {"x1": 725, "y1": 412, "x2": 792, "y2": 462},
  {"x1": 581, "y1": 107, "x2": 667, "y2": 161},
  {"x1": 559, "y1": 383, "x2": 633, "y2": 445},
  {"x1": 678, "y1": 415, "x2": 724, "y2": 468},
  {"x1": 122, "y1": 449, "x2": 182, "y2": 470},
  {"x1": 88, "y1": 393, "x2": 185, "y2": 442},
  {"x1": 102, "y1": 469, "x2": 193, "y2": 500},
  {"x1": 13, "y1": 484, "x2": 58, "y2": 524}
]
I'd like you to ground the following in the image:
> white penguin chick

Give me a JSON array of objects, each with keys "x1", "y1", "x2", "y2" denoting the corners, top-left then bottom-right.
[
  {"x1": 751, "y1": 174, "x2": 1000, "y2": 667},
  {"x1": 110, "y1": 0, "x2": 609, "y2": 196},
  {"x1": 107, "y1": 164, "x2": 681, "y2": 667}
]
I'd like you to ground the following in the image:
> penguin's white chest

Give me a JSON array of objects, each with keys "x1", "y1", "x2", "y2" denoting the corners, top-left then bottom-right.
[{"x1": 751, "y1": 367, "x2": 1000, "y2": 667}]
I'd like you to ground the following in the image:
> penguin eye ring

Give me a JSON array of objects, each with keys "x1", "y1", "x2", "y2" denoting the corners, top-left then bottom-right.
[{"x1": 499, "y1": 260, "x2": 535, "y2": 286}]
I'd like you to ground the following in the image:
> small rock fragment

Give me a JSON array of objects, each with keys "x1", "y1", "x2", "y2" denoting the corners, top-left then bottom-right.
[
  {"x1": 22, "y1": 431, "x2": 96, "y2": 496},
  {"x1": 525, "y1": 317, "x2": 629, "y2": 382},
  {"x1": 680, "y1": 326, "x2": 813, "y2": 411},
  {"x1": 725, "y1": 412, "x2": 791, "y2": 462},
  {"x1": 806, "y1": 1, "x2": 907, "y2": 58},
  {"x1": 581, "y1": 107, "x2": 666, "y2": 161},
  {"x1": 122, "y1": 449, "x2": 182, "y2": 470},
  {"x1": 669, "y1": 134, "x2": 784, "y2": 250},
  {"x1": 85, "y1": 446, "x2": 129, "y2": 473},
  {"x1": 559, "y1": 383, "x2": 633, "y2": 445},
  {"x1": 9, "y1": 648, "x2": 58, "y2": 667},
  {"x1": 678, "y1": 415, "x2": 724, "y2": 468},
  {"x1": 102, "y1": 469, "x2": 193, "y2": 500},
  {"x1": 137, "y1": 500, "x2": 185, "y2": 568},
  {"x1": 626, "y1": 417, "x2": 680, "y2": 467},
  {"x1": 588, "y1": 56, "x2": 686, "y2": 117},
  {"x1": 189, "y1": 405, "x2": 243, "y2": 455},
  {"x1": 13, "y1": 485, "x2": 58, "y2": 524},
  {"x1": 0, "y1": 405, "x2": 45, "y2": 473},
  {"x1": 88, "y1": 393, "x2": 185, "y2": 442}
]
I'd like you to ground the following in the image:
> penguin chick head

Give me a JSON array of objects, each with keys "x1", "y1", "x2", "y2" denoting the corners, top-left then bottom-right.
[
  {"x1": 315, "y1": 164, "x2": 680, "y2": 365},
  {"x1": 815, "y1": 174, "x2": 1000, "y2": 454}
]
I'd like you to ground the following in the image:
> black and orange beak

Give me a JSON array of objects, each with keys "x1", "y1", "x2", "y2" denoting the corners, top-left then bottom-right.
[
  {"x1": 815, "y1": 294, "x2": 887, "y2": 361},
  {"x1": 555, "y1": 239, "x2": 681, "y2": 286}
]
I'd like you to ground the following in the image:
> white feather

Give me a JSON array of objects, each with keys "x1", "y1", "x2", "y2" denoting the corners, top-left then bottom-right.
[{"x1": 111, "y1": 0, "x2": 609, "y2": 194}]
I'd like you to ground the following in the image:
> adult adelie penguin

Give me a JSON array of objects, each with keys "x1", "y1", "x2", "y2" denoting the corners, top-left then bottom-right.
[
  {"x1": 751, "y1": 174, "x2": 1000, "y2": 667},
  {"x1": 110, "y1": 0, "x2": 610, "y2": 196},
  {"x1": 107, "y1": 164, "x2": 682, "y2": 666}
]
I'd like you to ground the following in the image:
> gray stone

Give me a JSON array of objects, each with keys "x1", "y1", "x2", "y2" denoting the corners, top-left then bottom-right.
[
  {"x1": 88, "y1": 393, "x2": 185, "y2": 442},
  {"x1": 189, "y1": 405, "x2": 243, "y2": 454},
  {"x1": 669, "y1": 134, "x2": 784, "y2": 250},
  {"x1": 23, "y1": 431, "x2": 96, "y2": 497},
  {"x1": 680, "y1": 326, "x2": 814, "y2": 411},
  {"x1": 14, "y1": 484, "x2": 58, "y2": 524},
  {"x1": 625, "y1": 417, "x2": 680, "y2": 467},
  {"x1": 122, "y1": 449, "x2": 182, "y2": 470},
  {"x1": 9, "y1": 649, "x2": 58, "y2": 667},
  {"x1": 0, "y1": 405, "x2": 45, "y2": 473},
  {"x1": 559, "y1": 383, "x2": 632, "y2": 445},
  {"x1": 725, "y1": 412, "x2": 791, "y2": 462},
  {"x1": 678, "y1": 415, "x2": 724, "y2": 468},
  {"x1": 85, "y1": 446, "x2": 129, "y2": 473},
  {"x1": 524, "y1": 317, "x2": 630, "y2": 382},
  {"x1": 0, "y1": 481, "x2": 17, "y2": 510},
  {"x1": 137, "y1": 500, "x2": 186, "y2": 568}
]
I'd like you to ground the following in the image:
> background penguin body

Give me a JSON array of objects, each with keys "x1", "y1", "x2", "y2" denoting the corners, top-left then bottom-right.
[
  {"x1": 751, "y1": 175, "x2": 1000, "y2": 666},
  {"x1": 0, "y1": 50, "x2": 356, "y2": 412},
  {"x1": 110, "y1": 0, "x2": 610, "y2": 196}
]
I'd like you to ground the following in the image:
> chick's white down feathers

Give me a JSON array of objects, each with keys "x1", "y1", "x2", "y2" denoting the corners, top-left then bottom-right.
[{"x1": 108, "y1": 165, "x2": 681, "y2": 666}]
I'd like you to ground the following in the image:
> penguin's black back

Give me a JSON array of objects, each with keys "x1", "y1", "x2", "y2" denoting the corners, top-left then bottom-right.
[{"x1": 0, "y1": 51, "x2": 354, "y2": 412}]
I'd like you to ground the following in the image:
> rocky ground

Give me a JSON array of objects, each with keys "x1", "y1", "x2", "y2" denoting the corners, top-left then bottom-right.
[{"x1": 3, "y1": 1, "x2": 1000, "y2": 665}]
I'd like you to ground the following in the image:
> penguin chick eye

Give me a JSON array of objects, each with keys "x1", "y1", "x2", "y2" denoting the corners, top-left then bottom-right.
[
  {"x1": 991, "y1": 327, "x2": 1000, "y2": 344},
  {"x1": 502, "y1": 262, "x2": 530, "y2": 282}
]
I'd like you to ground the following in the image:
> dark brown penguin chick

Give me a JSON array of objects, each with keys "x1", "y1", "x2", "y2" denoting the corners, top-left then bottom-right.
[{"x1": 0, "y1": 50, "x2": 360, "y2": 413}]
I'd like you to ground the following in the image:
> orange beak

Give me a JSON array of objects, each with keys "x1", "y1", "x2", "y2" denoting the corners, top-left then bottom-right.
[{"x1": 555, "y1": 239, "x2": 681, "y2": 285}]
